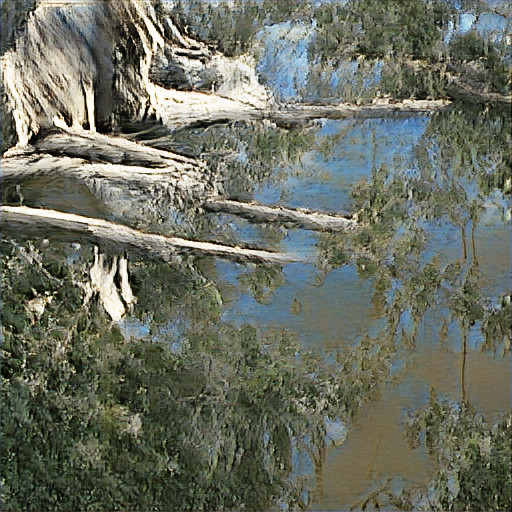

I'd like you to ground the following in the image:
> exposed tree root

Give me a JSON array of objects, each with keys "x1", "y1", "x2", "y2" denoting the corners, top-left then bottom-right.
[
  {"x1": 203, "y1": 199, "x2": 357, "y2": 231},
  {"x1": 1, "y1": 206, "x2": 297, "y2": 264}
]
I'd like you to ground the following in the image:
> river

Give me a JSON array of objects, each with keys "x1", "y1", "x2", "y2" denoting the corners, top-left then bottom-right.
[{"x1": 5, "y1": 102, "x2": 510, "y2": 510}]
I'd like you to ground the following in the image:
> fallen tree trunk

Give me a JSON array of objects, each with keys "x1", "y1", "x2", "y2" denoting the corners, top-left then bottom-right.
[
  {"x1": 265, "y1": 99, "x2": 452, "y2": 128},
  {"x1": 446, "y1": 82, "x2": 511, "y2": 110},
  {"x1": 154, "y1": 87, "x2": 258, "y2": 130},
  {"x1": 1, "y1": 206, "x2": 297, "y2": 264},
  {"x1": 155, "y1": 88, "x2": 452, "y2": 130},
  {"x1": 203, "y1": 199, "x2": 357, "y2": 231},
  {"x1": 1, "y1": 152, "x2": 204, "y2": 190}
]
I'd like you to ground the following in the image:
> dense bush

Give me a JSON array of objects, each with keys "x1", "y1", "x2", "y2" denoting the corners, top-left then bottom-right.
[{"x1": 1, "y1": 239, "x2": 395, "y2": 510}]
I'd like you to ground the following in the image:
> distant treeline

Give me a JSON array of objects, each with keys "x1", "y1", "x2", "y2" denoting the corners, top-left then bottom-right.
[
  {"x1": 168, "y1": 0, "x2": 511, "y2": 99},
  {"x1": 2, "y1": 0, "x2": 509, "y2": 98}
]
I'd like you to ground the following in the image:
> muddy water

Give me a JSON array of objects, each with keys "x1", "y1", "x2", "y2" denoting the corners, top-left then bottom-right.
[
  {"x1": 199, "y1": 110, "x2": 511, "y2": 509},
  {"x1": 6, "y1": 108, "x2": 510, "y2": 510},
  {"x1": 315, "y1": 348, "x2": 511, "y2": 509}
]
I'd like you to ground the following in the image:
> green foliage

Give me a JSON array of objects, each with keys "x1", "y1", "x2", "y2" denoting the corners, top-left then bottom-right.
[
  {"x1": 129, "y1": 259, "x2": 221, "y2": 326},
  {"x1": 481, "y1": 294, "x2": 512, "y2": 353},
  {"x1": 166, "y1": 121, "x2": 315, "y2": 202},
  {"x1": 238, "y1": 265, "x2": 284, "y2": 304},
  {"x1": 317, "y1": 106, "x2": 510, "y2": 354},
  {"x1": 316, "y1": 232, "x2": 351, "y2": 272},
  {"x1": 169, "y1": 0, "x2": 509, "y2": 99},
  {"x1": 1, "y1": 238, "x2": 396, "y2": 511},
  {"x1": 420, "y1": 105, "x2": 511, "y2": 195},
  {"x1": 447, "y1": 30, "x2": 511, "y2": 93},
  {"x1": 170, "y1": 0, "x2": 302, "y2": 57},
  {"x1": 0, "y1": 241, "x2": 299, "y2": 510},
  {"x1": 355, "y1": 392, "x2": 511, "y2": 510},
  {"x1": 450, "y1": 30, "x2": 487, "y2": 62},
  {"x1": 405, "y1": 392, "x2": 512, "y2": 511},
  {"x1": 380, "y1": 60, "x2": 449, "y2": 99},
  {"x1": 351, "y1": 162, "x2": 410, "y2": 243},
  {"x1": 318, "y1": 0, "x2": 450, "y2": 59},
  {"x1": 172, "y1": 0, "x2": 451, "y2": 63}
]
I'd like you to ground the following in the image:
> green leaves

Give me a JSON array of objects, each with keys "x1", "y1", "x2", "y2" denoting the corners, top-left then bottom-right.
[
  {"x1": 238, "y1": 265, "x2": 284, "y2": 304},
  {"x1": 405, "y1": 393, "x2": 512, "y2": 511},
  {"x1": 1, "y1": 235, "x2": 400, "y2": 510}
]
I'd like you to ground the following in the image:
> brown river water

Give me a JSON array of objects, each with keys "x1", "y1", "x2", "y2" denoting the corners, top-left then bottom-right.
[{"x1": 3, "y1": 106, "x2": 510, "y2": 510}]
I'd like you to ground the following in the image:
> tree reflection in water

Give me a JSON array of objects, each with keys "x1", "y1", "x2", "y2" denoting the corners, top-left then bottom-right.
[
  {"x1": 1, "y1": 238, "x2": 396, "y2": 511},
  {"x1": 2, "y1": 106, "x2": 510, "y2": 511},
  {"x1": 314, "y1": 105, "x2": 510, "y2": 510}
]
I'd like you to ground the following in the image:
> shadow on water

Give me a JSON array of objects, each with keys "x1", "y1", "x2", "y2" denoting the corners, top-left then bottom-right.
[{"x1": 2, "y1": 105, "x2": 510, "y2": 510}]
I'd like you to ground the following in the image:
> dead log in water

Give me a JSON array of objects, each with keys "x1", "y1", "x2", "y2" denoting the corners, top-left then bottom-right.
[
  {"x1": 264, "y1": 99, "x2": 452, "y2": 128},
  {"x1": 155, "y1": 89, "x2": 452, "y2": 130},
  {"x1": 1, "y1": 206, "x2": 297, "y2": 264},
  {"x1": 203, "y1": 199, "x2": 357, "y2": 231},
  {"x1": 2, "y1": 129, "x2": 208, "y2": 197}
]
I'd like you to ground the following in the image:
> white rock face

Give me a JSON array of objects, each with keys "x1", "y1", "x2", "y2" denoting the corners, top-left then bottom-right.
[
  {"x1": 202, "y1": 55, "x2": 270, "y2": 108},
  {"x1": 1, "y1": 0, "x2": 269, "y2": 150}
]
